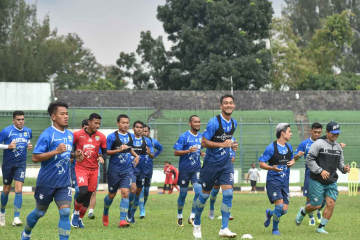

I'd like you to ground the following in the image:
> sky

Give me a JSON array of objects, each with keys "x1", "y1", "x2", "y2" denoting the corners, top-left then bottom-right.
[{"x1": 25, "y1": 0, "x2": 286, "y2": 66}]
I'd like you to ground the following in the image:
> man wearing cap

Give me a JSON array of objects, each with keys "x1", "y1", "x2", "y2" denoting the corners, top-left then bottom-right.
[
  {"x1": 259, "y1": 123, "x2": 296, "y2": 235},
  {"x1": 295, "y1": 122, "x2": 350, "y2": 234}
]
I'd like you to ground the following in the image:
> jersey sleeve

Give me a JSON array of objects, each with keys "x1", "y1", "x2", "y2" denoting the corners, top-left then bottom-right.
[
  {"x1": 33, "y1": 131, "x2": 50, "y2": 154},
  {"x1": 153, "y1": 139, "x2": 163, "y2": 158},
  {"x1": 294, "y1": 141, "x2": 306, "y2": 157},
  {"x1": 29, "y1": 128, "x2": 33, "y2": 140},
  {"x1": 173, "y1": 135, "x2": 186, "y2": 151},
  {"x1": 0, "y1": 128, "x2": 8, "y2": 144},
  {"x1": 106, "y1": 133, "x2": 115, "y2": 150},
  {"x1": 203, "y1": 118, "x2": 218, "y2": 141},
  {"x1": 145, "y1": 138, "x2": 154, "y2": 154},
  {"x1": 259, "y1": 144, "x2": 274, "y2": 163}
]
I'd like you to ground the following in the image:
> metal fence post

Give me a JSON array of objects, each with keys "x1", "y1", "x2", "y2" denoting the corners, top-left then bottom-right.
[
  {"x1": 300, "y1": 119, "x2": 303, "y2": 140},
  {"x1": 239, "y1": 118, "x2": 243, "y2": 168},
  {"x1": 269, "y1": 118, "x2": 273, "y2": 142},
  {"x1": 72, "y1": 108, "x2": 75, "y2": 129}
]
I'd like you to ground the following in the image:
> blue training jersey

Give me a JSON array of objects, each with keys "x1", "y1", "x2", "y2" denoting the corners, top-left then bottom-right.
[
  {"x1": 0, "y1": 125, "x2": 32, "y2": 165},
  {"x1": 259, "y1": 142, "x2": 294, "y2": 185},
  {"x1": 173, "y1": 130, "x2": 203, "y2": 172},
  {"x1": 295, "y1": 138, "x2": 314, "y2": 174},
  {"x1": 131, "y1": 136, "x2": 154, "y2": 173},
  {"x1": 107, "y1": 132, "x2": 135, "y2": 173},
  {"x1": 145, "y1": 138, "x2": 163, "y2": 175},
  {"x1": 203, "y1": 114, "x2": 237, "y2": 166},
  {"x1": 33, "y1": 126, "x2": 73, "y2": 188}
]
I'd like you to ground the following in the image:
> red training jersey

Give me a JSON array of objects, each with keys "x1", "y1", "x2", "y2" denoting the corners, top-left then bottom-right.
[
  {"x1": 164, "y1": 166, "x2": 173, "y2": 179},
  {"x1": 170, "y1": 165, "x2": 178, "y2": 180},
  {"x1": 73, "y1": 129, "x2": 106, "y2": 170}
]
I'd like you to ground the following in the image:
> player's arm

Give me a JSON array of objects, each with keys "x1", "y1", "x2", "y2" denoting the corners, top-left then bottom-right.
[
  {"x1": 286, "y1": 146, "x2": 296, "y2": 167},
  {"x1": 153, "y1": 140, "x2": 163, "y2": 158},
  {"x1": 337, "y1": 148, "x2": 349, "y2": 173},
  {"x1": 146, "y1": 138, "x2": 155, "y2": 159},
  {"x1": 174, "y1": 135, "x2": 196, "y2": 156},
  {"x1": 130, "y1": 148, "x2": 140, "y2": 166},
  {"x1": 0, "y1": 142, "x2": 16, "y2": 149},
  {"x1": 259, "y1": 146, "x2": 282, "y2": 172},
  {"x1": 201, "y1": 137, "x2": 233, "y2": 149},
  {"x1": 306, "y1": 141, "x2": 330, "y2": 180},
  {"x1": 294, "y1": 142, "x2": 305, "y2": 161},
  {"x1": 33, "y1": 143, "x2": 67, "y2": 163},
  {"x1": 246, "y1": 170, "x2": 250, "y2": 182}
]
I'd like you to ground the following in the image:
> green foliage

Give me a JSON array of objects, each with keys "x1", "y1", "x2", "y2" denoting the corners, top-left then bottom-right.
[
  {"x1": 296, "y1": 72, "x2": 360, "y2": 90},
  {"x1": 119, "y1": 0, "x2": 274, "y2": 90}
]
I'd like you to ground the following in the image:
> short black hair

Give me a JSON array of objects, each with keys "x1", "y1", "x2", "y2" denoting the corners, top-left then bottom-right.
[
  {"x1": 47, "y1": 101, "x2": 68, "y2": 116},
  {"x1": 220, "y1": 94, "x2": 234, "y2": 104},
  {"x1": 189, "y1": 115, "x2": 199, "y2": 122},
  {"x1": 13, "y1": 111, "x2": 25, "y2": 119},
  {"x1": 133, "y1": 120, "x2": 144, "y2": 128},
  {"x1": 311, "y1": 122, "x2": 323, "y2": 129},
  {"x1": 82, "y1": 119, "x2": 89, "y2": 127},
  {"x1": 144, "y1": 124, "x2": 150, "y2": 131},
  {"x1": 117, "y1": 114, "x2": 129, "y2": 123},
  {"x1": 89, "y1": 113, "x2": 101, "y2": 121},
  {"x1": 164, "y1": 161, "x2": 168, "y2": 164}
]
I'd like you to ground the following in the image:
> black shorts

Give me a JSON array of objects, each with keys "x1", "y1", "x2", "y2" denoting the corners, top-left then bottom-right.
[{"x1": 250, "y1": 180, "x2": 257, "y2": 187}]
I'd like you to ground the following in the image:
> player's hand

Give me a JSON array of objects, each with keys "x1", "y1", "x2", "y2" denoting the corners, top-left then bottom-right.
[
  {"x1": 287, "y1": 159, "x2": 295, "y2": 167},
  {"x1": 246, "y1": 179, "x2": 248, "y2": 183},
  {"x1": 343, "y1": 164, "x2": 350, "y2": 173},
  {"x1": 231, "y1": 156, "x2": 235, "y2": 163},
  {"x1": 8, "y1": 141, "x2": 16, "y2": 149},
  {"x1": 118, "y1": 144, "x2": 128, "y2": 152},
  {"x1": 188, "y1": 146, "x2": 198, "y2": 153},
  {"x1": 320, "y1": 170, "x2": 330, "y2": 180},
  {"x1": 69, "y1": 158, "x2": 74, "y2": 163},
  {"x1": 200, "y1": 151, "x2": 206, "y2": 157},
  {"x1": 340, "y1": 143, "x2": 346, "y2": 148},
  {"x1": 272, "y1": 165, "x2": 282, "y2": 172},
  {"x1": 297, "y1": 151, "x2": 305, "y2": 157},
  {"x1": 231, "y1": 140, "x2": 238, "y2": 151},
  {"x1": 75, "y1": 149, "x2": 83, "y2": 162},
  {"x1": 146, "y1": 146, "x2": 151, "y2": 155},
  {"x1": 222, "y1": 139, "x2": 233, "y2": 148},
  {"x1": 27, "y1": 142, "x2": 33, "y2": 150},
  {"x1": 97, "y1": 156, "x2": 105, "y2": 164},
  {"x1": 133, "y1": 156, "x2": 139, "y2": 167},
  {"x1": 56, "y1": 143, "x2": 67, "y2": 154}
]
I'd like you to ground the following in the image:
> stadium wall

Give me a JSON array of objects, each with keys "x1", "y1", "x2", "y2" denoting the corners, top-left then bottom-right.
[
  {"x1": 56, "y1": 90, "x2": 360, "y2": 111},
  {"x1": 0, "y1": 82, "x2": 52, "y2": 110}
]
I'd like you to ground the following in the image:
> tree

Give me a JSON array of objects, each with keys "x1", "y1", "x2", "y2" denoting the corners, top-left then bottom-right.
[{"x1": 118, "y1": 0, "x2": 274, "y2": 90}]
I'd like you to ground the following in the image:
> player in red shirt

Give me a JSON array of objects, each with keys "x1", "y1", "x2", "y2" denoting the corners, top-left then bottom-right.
[
  {"x1": 71, "y1": 113, "x2": 107, "y2": 228},
  {"x1": 163, "y1": 161, "x2": 173, "y2": 194},
  {"x1": 170, "y1": 164, "x2": 180, "y2": 193}
]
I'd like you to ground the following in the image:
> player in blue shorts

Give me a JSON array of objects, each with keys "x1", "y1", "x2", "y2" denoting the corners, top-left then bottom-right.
[
  {"x1": 260, "y1": 123, "x2": 296, "y2": 236},
  {"x1": 174, "y1": 115, "x2": 204, "y2": 227},
  {"x1": 102, "y1": 114, "x2": 139, "y2": 228},
  {"x1": 70, "y1": 119, "x2": 88, "y2": 213},
  {"x1": 21, "y1": 102, "x2": 83, "y2": 240},
  {"x1": 0, "y1": 111, "x2": 32, "y2": 227},
  {"x1": 127, "y1": 120, "x2": 154, "y2": 223},
  {"x1": 208, "y1": 137, "x2": 236, "y2": 221},
  {"x1": 139, "y1": 124, "x2": 163, "y2": 219},
  {"x1": 193, "y1": 94, "x2": 238, "y2": 239},
  {"x1": 294, "y1": 122, "x2": 346, "y2": 226}
]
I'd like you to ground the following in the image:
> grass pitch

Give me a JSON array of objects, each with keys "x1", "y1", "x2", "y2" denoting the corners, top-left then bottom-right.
[{"x1": 0, "y1": 192, "x2": 359, "y2": 240}]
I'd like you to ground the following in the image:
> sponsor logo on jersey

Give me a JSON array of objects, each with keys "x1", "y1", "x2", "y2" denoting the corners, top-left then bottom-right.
[
  {"x1": 24, "y1": 132, "x2": 28, "y2": 137},
  {"x1": 78, "y1": 176, "x2": 84, "y2": 183},
  {"x1": 68, "y1": 135, "x2": 73, "y2": 141}
]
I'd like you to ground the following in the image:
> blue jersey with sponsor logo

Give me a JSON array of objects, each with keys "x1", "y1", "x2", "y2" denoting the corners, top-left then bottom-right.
[
  {"x1": 259, "y1": 142, "x2": 294, "y2": 185},
  {"x1": 107, "y1": 132, "x2": 135, "y2": 173},
  {"x1": 131, "y1": 136, "x2": 154, "y2": 174},
  {"x1": 202, "y1": 115, "x2": 237, "y2": 166},
  {"x1": 145, "y1": 138, "x2": 163, "y2": 175},
  {"x1": 33, "y1": 126, "x2": 73, "y2": 188},
  {"x1": 0, "y1": 125, "x2": 32, "y2": 165},
  {"x1": 295, "y1": 138, "x2": 314, "y2": 174},
  {"x1": 173, "y1": 131, "x2": 203, "y2": 172}
]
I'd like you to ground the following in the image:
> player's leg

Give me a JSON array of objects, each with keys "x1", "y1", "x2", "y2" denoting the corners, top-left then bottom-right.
[
  {"x1": 119, "y1": 186, "x2": 131, "y2": 228},
  {"x1": 177, "y1": 172, "x2": 189, "y2": 226},
  {"x1": 21, "y1": 187, "x2": 54, "y2": 239},
  {"x1": 13, "y1": 165, "x2": 26, "y2": 226},
  {"x1": 130, "y1": 175, "x2": 144, "y2": 221},
  {"x1": 140, "y1": 176, "x2": 151, "y2": 218},
  {"x1": 102, "y1": 171, "x2": 120, "y2": 226},
  {"x1": 88, "y1": 192, "x2": 97, "y2": 219},
  {"x1": 189, "y1": 171, "x2": 201, "y2": 224},
  {"x1": 303, "y1": 173, "x2": 315, "y2": 225},
  {"x1": 54, "y1": 187, "x2": 72, "y2": 240},
  {"x1": 1, "y1": 164, "x2": 13, "y2": 226},
  {"x1": 127, "y1": 174, "x2": 137, "y2": 221},
  {"x1": 72, "y1": 167, "x2": 89, "y2": 227},
  {"x1": 264, "y1": 183, "x2": 284, "y2": 235},
  {"x1": 316, "y1": 183, "x2": 338, "y2": 234},
  {"x1": 209, "y1": 184, "x2": 220, "y2": 219},
  {"x1": 143, "y1": 175, "x2": 151, "y2": 206}
]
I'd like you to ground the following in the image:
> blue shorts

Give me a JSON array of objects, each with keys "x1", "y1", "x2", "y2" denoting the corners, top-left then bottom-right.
[
  {"x1": 199, "y1": 164, "x2": 234, "y2": 192},
  {"x1": 107, "y1": 170, "x2": 132, "y2": 193},
  {"x1": 70, "y1": 168, "x2": 78, "y2": 188},
  {"x1": 178, "y1": 169, "x2": 200, "y2": 188},
  {"x1": 34, "y1": 186, "x2": 72, "y2": 206},
  {"x1": 303, "y1": 172, "x2": 310, "y2": 197},
  {"x1": 2, "y1": 163, "x2": 26, "y2": 185},
  {"x1": 132, "y1": 171, "x2": 145, "y2": 188},
  {"x1": 266, "y1": 181, "x2": 289, "y2": 205}
]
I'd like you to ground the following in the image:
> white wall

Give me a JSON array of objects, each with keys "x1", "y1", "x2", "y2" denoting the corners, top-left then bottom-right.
[{"x1": 0, "y1": 82, "x2": 52, "y2": 110}]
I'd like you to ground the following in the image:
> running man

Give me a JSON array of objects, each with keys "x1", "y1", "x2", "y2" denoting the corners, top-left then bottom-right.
[
  {"x1": 246, "y1": 163, "x2": 260, "y2": 194},
  {"x1": 294, "y1": 122, "x2": 346, "y2": 226},
  {"x1": 139, "y1": 124, "x2": 163, "y2": 218},
  {"x1": 261, "y1": 123, "x2": 296, "y2": 235},
  {"x1": 295, "y1": 122, "x2": 350, "y2": 234},
  {"x1": 0, "y1": 111, "x2": 32, "y2": 227},
  {"x1": 71, "y1": 113, "x2": 107, "y2": 228},
  {"x1": 127, "y1": 120, "x2": 154, "y2": 223},
  {"x1": 102, "y1": 114, "x2": 139, "y2": 228},
  {"x1": 208, "y1": 137, "x2": 236, "y2": 220},
  {"x1": 174, "y1": 115, "x2": 204, "y2": 227},
  {"x1": 21, "y1": 102, "x2": 83, "y2": 240},
  {"x1": 193, "y1": 94, "x2": 238, "y2": 238}
]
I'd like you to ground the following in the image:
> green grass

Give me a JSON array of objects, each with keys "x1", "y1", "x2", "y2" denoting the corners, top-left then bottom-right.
[{"x1": 1, "y1": 192, "x2": 359, "y2": 239}]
